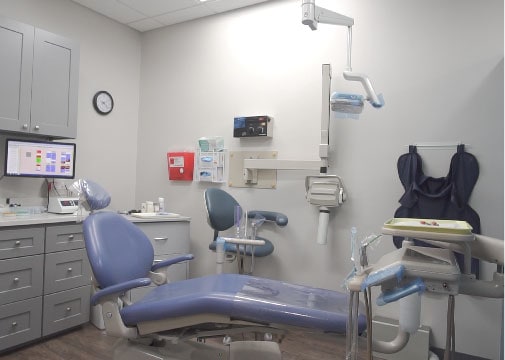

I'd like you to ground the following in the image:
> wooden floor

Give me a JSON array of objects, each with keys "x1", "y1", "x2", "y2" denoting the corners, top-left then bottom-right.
[{"x1": 1, "y1": 323, "x2": 381, "y2": 360}]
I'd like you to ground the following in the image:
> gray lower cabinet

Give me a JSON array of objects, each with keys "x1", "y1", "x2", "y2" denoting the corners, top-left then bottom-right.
[
  {"x1": 0, "y1": 223, "x2": 90, "y2": 352},
  {"x1": 0, "y1": 15, "x2": 79, "y2": 138},
  {"x1": 129, "y1": 221, "x2": 190, "y2": 303}
]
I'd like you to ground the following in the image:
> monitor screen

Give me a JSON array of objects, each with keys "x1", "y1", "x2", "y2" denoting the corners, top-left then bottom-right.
[{"x1": 4, "y1": 139, "x2": 76, "y2": 179}]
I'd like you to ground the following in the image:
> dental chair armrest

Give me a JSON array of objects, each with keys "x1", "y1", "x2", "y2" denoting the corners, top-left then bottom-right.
[
  {"x1": 91, "y1": 278, "x2": 151, "y2": 306},
  {"x1": 151, "y1": 254, "x2": 194, "y2": 272},
  {"x1": 248, "y1": 211, "x2": 288, "y2": 227}
]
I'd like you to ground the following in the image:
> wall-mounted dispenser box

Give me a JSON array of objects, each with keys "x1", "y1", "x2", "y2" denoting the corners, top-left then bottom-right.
[{"x1": 233, "y1": 115, "x2": 272, "y2": 138}]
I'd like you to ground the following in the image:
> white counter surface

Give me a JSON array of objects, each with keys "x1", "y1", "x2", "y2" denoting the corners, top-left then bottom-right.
[{"x1": 0, "y1": 212, "x2": 190, "y2": 227}]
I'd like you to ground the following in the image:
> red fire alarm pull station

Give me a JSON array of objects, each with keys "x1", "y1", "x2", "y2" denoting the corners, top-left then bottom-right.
[{"x1": 167, "y1": 152, "x2": 194, "y2": 181}]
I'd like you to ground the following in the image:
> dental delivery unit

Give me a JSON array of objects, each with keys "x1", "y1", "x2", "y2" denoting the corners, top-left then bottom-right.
[{"x1": 344, "y1": 219, "x2": 503, "y2": 359}]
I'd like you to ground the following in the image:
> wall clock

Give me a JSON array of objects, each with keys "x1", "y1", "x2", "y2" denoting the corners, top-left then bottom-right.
[{"x1": 93, "y1": 91, "x2": 114, "y2": 115}]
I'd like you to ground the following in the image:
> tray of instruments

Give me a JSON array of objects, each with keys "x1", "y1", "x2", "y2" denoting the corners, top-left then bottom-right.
[{"x1": 382, "y1": 218, "x2": 475, "y2": 243}]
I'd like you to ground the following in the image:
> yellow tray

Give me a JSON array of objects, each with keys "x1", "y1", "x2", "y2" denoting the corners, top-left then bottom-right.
[
  {"x1": 384, "y1": 218, "x2": 473, "y2": 235},
  {"x1": 383, "y1": 218, "x2": 473, "y2": 235}
]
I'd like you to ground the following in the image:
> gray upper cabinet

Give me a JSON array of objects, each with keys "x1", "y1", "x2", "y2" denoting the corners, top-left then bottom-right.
[
  {"x1": 0, "y1": 16, "x2": 79, "y2": 139},
  {"x1": 0, "y1": 17, "x2": 33, "y2": 133}
]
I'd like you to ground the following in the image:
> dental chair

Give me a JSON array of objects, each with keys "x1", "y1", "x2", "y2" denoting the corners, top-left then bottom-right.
[
  {"x1": 77, "y1": 180, "x2": 366, "y2": 360},
  {"x1": 204, "y1": 188, "x2": 288, "y2": 274}
]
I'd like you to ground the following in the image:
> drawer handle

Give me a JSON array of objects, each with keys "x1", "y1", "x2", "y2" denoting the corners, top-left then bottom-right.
[
  {"x1": 66, "y1": 307, "x2": 72, "y2": 312},
  {"x1": 11, "y1": 322, "x2": 17, "y2": 327},
  {"x1": 13, "y1": 277, "x2": 19, "y2": 283},
  {"x1": 67, "y1": 267, "x2": 73, "y2": 272},
  {"x1": 68, "y1": 234, "x2": 75, "y2": 240},
  {"x1": 14, "y1": 241, "x2": 21, "y2": 246},
  {"x1": 154, "y1": 237, "x2": 168, "y2": 241}
]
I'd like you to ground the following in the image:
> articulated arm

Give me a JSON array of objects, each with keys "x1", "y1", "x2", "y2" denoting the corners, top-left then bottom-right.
[
  {"x1": 248, "y1": 211, "x2": 288, "y2": 227},
  {"x1": 301, "y1": 0, "x2": 353, "y2": 30}
]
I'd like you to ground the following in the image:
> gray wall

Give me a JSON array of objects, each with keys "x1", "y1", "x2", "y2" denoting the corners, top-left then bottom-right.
[{"x1": 0, "y1": 0, "x2": 502, "y2": 358}]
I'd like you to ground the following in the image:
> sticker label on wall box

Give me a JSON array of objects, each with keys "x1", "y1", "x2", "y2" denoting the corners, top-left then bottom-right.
[{"x1": 169, "y1": 156, "x2": 184, "y2": 167}]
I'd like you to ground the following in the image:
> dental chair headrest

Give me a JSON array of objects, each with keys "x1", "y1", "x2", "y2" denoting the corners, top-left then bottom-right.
[{"x1": 72, "y1": 179, "x2": 111, "y2": 211}]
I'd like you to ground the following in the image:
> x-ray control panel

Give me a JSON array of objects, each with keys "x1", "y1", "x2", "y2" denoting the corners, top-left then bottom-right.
[{"x1": 233, "y1": 116, "x2": 272, "y2": 138}]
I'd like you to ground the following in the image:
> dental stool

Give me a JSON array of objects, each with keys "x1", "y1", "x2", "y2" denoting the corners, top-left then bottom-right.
[
  {"x1": 77, "y1": 180, "x2": 366, "y2": 360},
  {"x1": 204, "y1": 188, "x2": 288, "y2": 273}
]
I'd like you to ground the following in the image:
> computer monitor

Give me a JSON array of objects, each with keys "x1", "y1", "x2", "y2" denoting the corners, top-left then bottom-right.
[{"x1": 4, "y1": 139, "x2": 76, "y2": 179}]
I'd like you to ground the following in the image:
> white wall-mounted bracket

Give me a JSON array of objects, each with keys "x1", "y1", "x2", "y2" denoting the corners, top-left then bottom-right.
[
  {"x1": 243, "y1": 158, "x2": 321, "y2": 171},
  {"x1": 301, "y1": 0, "x2": 354, "y2": 30}
]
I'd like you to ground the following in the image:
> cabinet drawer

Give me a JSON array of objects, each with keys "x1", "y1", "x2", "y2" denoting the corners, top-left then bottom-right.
[
  {"x1": 0, "y1": 227, "x2": 44, "y2": 260},
  {"x1": 45, "y1": 224, "x2": 84, "y2": 253},
  {"x1": 43, "y1": 285, "x2": 90, "y2": 336},
  {"x1": 135, "y1": 222, "x2": 190, "y2": 255},
  {"x1": 0, "y1": 297, "x2": 42, "y2": 352},
  {"x1": 44, "y1": 249, "x2": 91, "y2": 294},
  {"x1": 0, "y1": 255, "x2": 44, "y2": 305}
]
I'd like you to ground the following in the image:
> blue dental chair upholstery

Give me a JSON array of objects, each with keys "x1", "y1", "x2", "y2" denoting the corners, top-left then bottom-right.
[
  {"x1": 78, "y1": 180, "x2": 366, "y2": 359},
  {"x1": 204, "y1": 188, "x2": 288, "y2": 257}
]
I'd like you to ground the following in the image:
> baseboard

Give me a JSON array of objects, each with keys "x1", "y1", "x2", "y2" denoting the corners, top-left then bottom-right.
[{"x1": 430, "y1": 347, "x2": 490, "y2": 360}]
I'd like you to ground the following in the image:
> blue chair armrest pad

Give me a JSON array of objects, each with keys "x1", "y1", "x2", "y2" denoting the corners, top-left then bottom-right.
[
  {"x1": 91, "y1": 278, "x2": 151, "y2": 306},
  {"x1": 248, "y1": 210, "x2": 288, "y2": 227},
  {"x1": 151, "y1": 254, "x2": 194, "y2": 271}
]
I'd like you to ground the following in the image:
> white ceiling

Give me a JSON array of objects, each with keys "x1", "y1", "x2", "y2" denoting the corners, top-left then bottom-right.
[{"x1": 70, "y1": 0, "x2": 271, "y2": 32}]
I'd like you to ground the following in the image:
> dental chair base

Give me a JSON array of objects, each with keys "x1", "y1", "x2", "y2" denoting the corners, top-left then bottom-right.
[{"x1": 114, "y1": 338, "x2": 282, "y2": 360}]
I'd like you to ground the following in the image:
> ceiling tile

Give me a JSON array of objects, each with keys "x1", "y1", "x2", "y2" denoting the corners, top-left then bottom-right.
[
  {"x1": 70, "y1": 0, "x2": 273, "y2": 32},
  {"x1": 203, "y1": 0, "x2": 269, "y2": 13},
  {"x1": 154, "y1": 5, "x2": 215, "y2": 27},
  {"x1": 71, "y1": 0, "x2": 145, "y2": 23},
  {"x1": 117, "y1": 0, "x2": 200, "y2": 17},
  {"x1": 127, "y1": 17, "x2": 165, "y2": 32}
]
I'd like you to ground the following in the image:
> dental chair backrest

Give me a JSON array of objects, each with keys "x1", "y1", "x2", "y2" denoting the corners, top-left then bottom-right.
[
  {"x1": 76, "y1": 179, "x2": 154, "y2": 289},
  {"x1": 84, "y1": 212, "x2": 155, "y2": 288}
]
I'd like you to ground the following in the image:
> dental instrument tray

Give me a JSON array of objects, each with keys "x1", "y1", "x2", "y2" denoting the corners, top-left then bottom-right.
[{"x1": 382, "y1": 218, "x2": 474, "y2": 243}]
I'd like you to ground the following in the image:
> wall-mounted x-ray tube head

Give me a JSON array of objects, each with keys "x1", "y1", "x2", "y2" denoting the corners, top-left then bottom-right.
[
  {"x1": 343, "y1": 71, "x2": 384, "y2": 108},
  {"x1": 301, "y1": 0, "x2": 354, "y2": 30}
]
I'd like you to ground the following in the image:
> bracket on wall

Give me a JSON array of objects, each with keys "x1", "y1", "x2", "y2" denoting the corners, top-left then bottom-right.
[{"x1": 228, "y1": 151, "x2": 278, "y2": 189}]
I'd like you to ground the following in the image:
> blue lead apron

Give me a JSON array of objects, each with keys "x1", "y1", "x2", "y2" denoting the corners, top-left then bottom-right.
[{"x1": 393, "y1": 145, "x2": 480, "y2": 277}]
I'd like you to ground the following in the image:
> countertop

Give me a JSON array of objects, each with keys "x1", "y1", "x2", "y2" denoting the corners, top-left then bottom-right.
[{"x1": 0, "y1": 212, "x2": 190, "y2": 227}]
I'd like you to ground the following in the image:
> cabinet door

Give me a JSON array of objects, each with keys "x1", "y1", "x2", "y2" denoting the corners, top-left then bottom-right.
[
  {"x1": 31, "y1": 28, "x2": 79, "y2": 138},
  {"x1": 0, "y1": 16, "x2": 33, "y2": 133}
]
